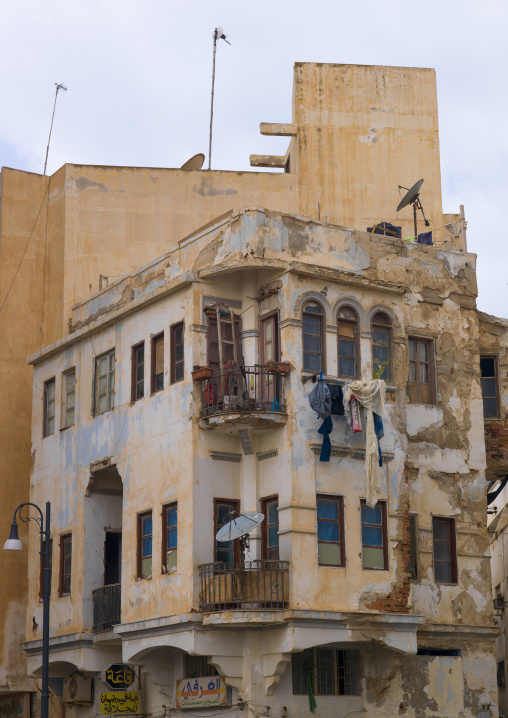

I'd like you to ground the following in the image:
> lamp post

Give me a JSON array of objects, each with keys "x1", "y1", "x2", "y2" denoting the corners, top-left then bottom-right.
[{"x1": 4, "y1": 502, "x2": 51, "y2": 718}]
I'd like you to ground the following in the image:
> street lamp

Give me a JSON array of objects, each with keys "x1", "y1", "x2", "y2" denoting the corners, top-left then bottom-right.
[{"x1": 4, "y1": 502, "x2": 51, "y2": 718}]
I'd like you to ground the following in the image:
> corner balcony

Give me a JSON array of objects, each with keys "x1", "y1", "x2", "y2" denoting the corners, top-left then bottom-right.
[
  {"x1": 196, "y1": 365, "x2": 288, "y2": 434},
  {"x1": 92, "y1": 584, "x2": 121, "y2": 633},
  {"x1": 198, "y1": 560, "x2": 289, "y2": 612}
]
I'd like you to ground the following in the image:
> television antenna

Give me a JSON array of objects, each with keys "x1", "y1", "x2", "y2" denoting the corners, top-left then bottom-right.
[
  {"x1": 216, "y1": 511, "x2": 264, "y2": 561},
  {"x1": 396, "y1": 178, "x2": 430, "y2": 239},
  {"x1": 208, "y1": 27, "x2": 231, "y2": 171},
  {"x1": 44, "y1": 82, "x2": 68, "y2": 176}
]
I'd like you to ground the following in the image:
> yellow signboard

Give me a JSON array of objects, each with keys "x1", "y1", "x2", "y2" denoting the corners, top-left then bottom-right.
[
  {"x1": 176, "y1": 677, "x2": 227, "y2": 709},
  {"x1": 100, "y1": 692, "x2": 140, "y2": 715}
]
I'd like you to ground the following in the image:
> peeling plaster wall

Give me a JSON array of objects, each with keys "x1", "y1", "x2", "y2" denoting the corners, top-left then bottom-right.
[{"x1": 25, "y1": 208, "x2": 498, "y2": 716}]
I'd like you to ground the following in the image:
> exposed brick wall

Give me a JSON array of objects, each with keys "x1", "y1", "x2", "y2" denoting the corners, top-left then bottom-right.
[
  {"x1": 486, "y1": 418, "x2": 508, "y2": 468},
  {"x1": 365, "y1": 465, "x2": 411, "y2": 613}
]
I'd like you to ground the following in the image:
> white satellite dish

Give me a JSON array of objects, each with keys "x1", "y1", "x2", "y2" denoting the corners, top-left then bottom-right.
[{"x1": 216, "y1": 512, "x2": 264, "y2": 542}]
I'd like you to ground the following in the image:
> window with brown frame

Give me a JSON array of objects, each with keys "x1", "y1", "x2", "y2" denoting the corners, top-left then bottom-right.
[
  {"x1": 94, "y1": 349, "x2": 115, "y2": 415},
  {"x1": 162, "y1": 502, "x2": 177, "y2": 572},
  {"x1": 61, "y1": 369, "x2": 75, "y2": 429},
  {"x1": 39, "y1": 538, "x2": 52, "y2": 600},
  {"x1": 303, "y1": 301, "x2": 325, "y2": 372},
  {"x1": 480, "y1": 356, "x2": 500, "y2": 419},
  {"x1": 59, "y1": 534, "x2": 72, "y2": 596},
  {"x1": 408, "y1": 337, "x2": 436, "y2": 404},
  {"x1": 317, "y1": 495, "x2": 345, "y2": 567},
  {"x1": 214, "y1": 499, "x2": 240, "y2": 564},
  {"x1": 137, "y1": 511, "x2": 153, "y2": 579},
  {"x1": 338, "y1": 306, "x2": 359, "y2": 378},
  {"x1": 207, "y1": 314, "x2": 241, "y2": 370},
  {"x1": 360, "y1": 500, "x2": 388, "y2": 570},
  {"x1": 171, "y1": 322, "x2": 184, "y2": 383},
  {"x1": 131, "y1": 342, "x2": 145, "y2": 401},
  {"x1": 43, "y1": 378, "x2": 55, "y2": 438},
  {"x1": 371, "y1": 312, "x2": 392, "y2": 382},
  {"x1": 261, "y1": 496, "x2": 279, "y2": 560},
  {"x1": 432, "y1": 517, "x2": 457, "y2": 584},
  {"x1": 151, "y1": 333, "x2": 164, "y2": 394}
]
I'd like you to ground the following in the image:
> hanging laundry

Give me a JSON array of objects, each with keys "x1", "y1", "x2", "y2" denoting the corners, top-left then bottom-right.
[
  {"x1": 318, "y1": 416, "x2": 333, "y2": 462},
  {"x1": 417, "y1": 231, "x2": 433, "y2": 246},
  {"x1": 351, "y1": 396, "x2": 362, "y2": 433},
  {"x1": 343, "y1": 380, "x2": 386, "y2": 507},
  {"x1": 373, "y1": 412, "x2": 384, "y2": 467},
  {"x1": 327, "y1": 383, "x2": 344, "y2": 416},
  {"x1": 309, "y1": 380, "x2": 332, "y2": 461},
  {"x1": 309, "y1": 380, "x2": 331, "y2": 419}
]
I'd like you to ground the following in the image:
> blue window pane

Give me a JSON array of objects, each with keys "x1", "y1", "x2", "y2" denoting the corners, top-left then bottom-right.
[
  {"x1": 268, "y1": 502, "x2": 278, "y2": 524},
  {"x1": 167, "y1": 506, "x2": 177, "y2": 527},
  {"x1": 318, "y1": 521, "x2": 340, "y2": 542},
  {"x1": 142, "y1": 516, "x2": 152, "y2": 534},
  {"x1": 361, "y1": 504, "x2": 382, "y2": 525},
  {"x1": 317, "y1": 500, "x2": 339, "y2": 520},
  {"x1": 303, "y1": 316, "x2": 320, "y2": 334},
  {"x1": 268, "y1": 525, "x2": 278, "y2": 547},
  {"x1": 373, "y1": 345, "x2": 388, "y2": 363},
  {"x1": 142, "y1": 536, "x2": 152, "y2": 557},
  {"x1": 435, "y1": 561, "x2": 451, "y2": 582},
  {"x1": 167, "y1": 527, "x2": 177, "y2": 550},
  {"x1": 339, "y1": 340, "x2": 355, "y2": 359},
  {"x1": 217, "y1": 504, "x2": 232, "y2": 525},
  {"x1": 362, "y1": 526, "x2": 383, "y2": 546},
  {"x1": 304, "y1": 353, "x2": 321, "y2": 371}
]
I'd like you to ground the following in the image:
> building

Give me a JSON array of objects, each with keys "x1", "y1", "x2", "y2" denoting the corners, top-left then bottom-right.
[
  {"x1": 0, "y1": 63, "x2": 499, "y2": 717},
  {"x1": 483, "y1": 315, "x2": 508, "y2": 716}
]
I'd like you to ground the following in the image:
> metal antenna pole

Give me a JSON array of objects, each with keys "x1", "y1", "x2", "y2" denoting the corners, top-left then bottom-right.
[
  {"x1": 208, "y1": 29, "x2": 218, "y2": 171},
  {"x1": 44, "y1": 83, "x2": 68, "y2": 176}
]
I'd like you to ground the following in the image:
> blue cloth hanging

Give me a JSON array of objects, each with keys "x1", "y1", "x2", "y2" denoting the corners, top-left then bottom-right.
[
  {"x1": 318, "y1": 415, "x2": 333, "y2": 462},
  {"x1": 417, "y1": 231, "x2": 433, "y2": 246},
  {"x1": 373, "y1": 412, "x2": 384, "y2": 467}
]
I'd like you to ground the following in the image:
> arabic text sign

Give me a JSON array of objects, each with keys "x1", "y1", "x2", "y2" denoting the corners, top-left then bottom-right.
[
  {"x1": 176, "y1": 676, "x2": 227, "y2": 709},
  {"x1": 105, "y1": 665, "x2": 135, "y2": 690},
  {"x1": 100, "y1": 692, "x2": 140, "y2": 715},
  {"x1": 0, "y1": 695, "x2": 26, "y2": 718}
]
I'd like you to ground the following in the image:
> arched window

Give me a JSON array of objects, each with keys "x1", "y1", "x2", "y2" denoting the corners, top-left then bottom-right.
[
  {"x1": 303, "y1": 301, "x2": 325, "y2": 372},
  {"x1": 337, "y1": 306, "x2": 359, "y2": 378},
  {"x1": 371, "y1": 311, "x2": 392, "y2": 382}
]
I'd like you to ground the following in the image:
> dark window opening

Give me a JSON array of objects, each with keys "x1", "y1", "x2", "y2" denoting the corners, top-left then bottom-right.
[
  {"x1": 480, "y1": 356, "x2": 500, "y2": 419},
  {"x1": 104, "y1": 532, "x2": 122, "y2": 586},
  {"x1": 303, "y1": 301, "x2": 325, "y2": 372},
  {"x1": 131, "y1": 342, "x2": 145, "y2": 401},
  {"x1": 338, "y1": 306, "x2": 359, "y2": 378},
  {"x1": 43, "y1": 378, "x2": 55, "y2": 437},
  {"x1": 292, "y1": 648, "x2": 359, "y2": 696},
  {"x1": 432, "y1": 517, "x2": 457, "y2": 584},
  {"x1": 171, "y1": 322, "x2": 184, "y2": 383},
  {"x1": 408, "y1": 337, "x2": 436, "y2": 404},
  {"x1": 498, "y1": 660, "x2": 506, "y2": 688},
  {"x1": 214, "y1": 499, "x2": 240, "y2": 564},
  {"x1": 261, "y1": 496, "x2": 279, "y2": 560},
  {"x1": 59, "y1": 534, "x2": 72, "y2": 596},
  {"x1": 372, "y1": 312, "x2": 392, "y2": 382},
  {"x1": 185, "y1": 655, "x2": 219, "y2": 679}
]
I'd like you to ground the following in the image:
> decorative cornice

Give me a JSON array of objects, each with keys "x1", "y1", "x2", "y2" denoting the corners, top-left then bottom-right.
[
  {"x1": 279, "y1": 318, "x2": 302, "y2": 329},
  {"x1": 191, "y1": 323, "x2": 208, "y2": 333},
  {"x1": 309, "y1": 442, "x2": 395, "y2": 462},
  {"x1": 241, "y1": 329, "x2": 260, "y2": 338},
  {"x1": 209, "y1": 451, "x2": 242, "y2": 463},
  {"x1": 257, "y1": 449, "x2": 279, "y2": 462},
  {"x1": 21, "y1": 633, "x2": 93, "y2": 656}
]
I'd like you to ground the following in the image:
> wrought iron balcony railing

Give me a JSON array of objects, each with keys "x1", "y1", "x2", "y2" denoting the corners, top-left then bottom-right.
[
  {"x1": 198, "y1": 365, "x2": 286, "y2": 419},
  {"x1": 198, "y1": 560, "x2": 289, "y2": 612},
  {"x1": 92, "y1": 583, "x2": 121, "y2": 633}
]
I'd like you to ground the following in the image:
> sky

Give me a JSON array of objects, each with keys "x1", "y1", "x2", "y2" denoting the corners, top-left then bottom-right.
[{"x1": 1, "y1": 0, "x2": 506, "y2": 316}]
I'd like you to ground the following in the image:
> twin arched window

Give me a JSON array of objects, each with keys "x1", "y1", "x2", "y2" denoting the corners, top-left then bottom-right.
[{"x1": 302, "y1": 302, "x2": 392, "y2": 380}]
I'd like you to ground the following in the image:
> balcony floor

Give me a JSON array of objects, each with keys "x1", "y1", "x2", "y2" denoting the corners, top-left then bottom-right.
[{"x1": 198, "y1": 411, "x2": 287, "y2": 433}]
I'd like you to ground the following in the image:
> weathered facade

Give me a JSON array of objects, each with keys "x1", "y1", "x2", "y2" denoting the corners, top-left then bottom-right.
[
  {"x1": 0, "y1": 62, "x2": 498, "y2": 717},
  {"x1": 483, "y1": 315, "x2": 508, "y2": 717}
]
